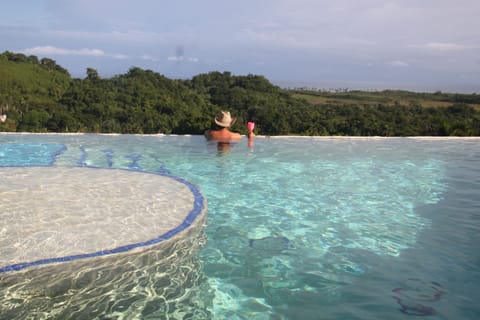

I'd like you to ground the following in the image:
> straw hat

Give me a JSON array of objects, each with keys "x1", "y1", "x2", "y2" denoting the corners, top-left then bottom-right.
[{"x1": 215, "y1": 111, "x2": 236, "y2": 128}]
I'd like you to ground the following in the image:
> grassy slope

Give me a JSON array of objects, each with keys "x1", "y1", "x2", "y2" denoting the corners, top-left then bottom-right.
[
  {"x1": 0, "y1": 57, "x2": 71, "y2": 99},
  {"x1": 292, "y1": 91, "x2": 480, "y2": 110}
]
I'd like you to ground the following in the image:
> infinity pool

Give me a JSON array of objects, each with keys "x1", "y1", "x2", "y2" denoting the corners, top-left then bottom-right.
[{"x1": 1, "y1": 134, "x2": 479, "y2": 319}]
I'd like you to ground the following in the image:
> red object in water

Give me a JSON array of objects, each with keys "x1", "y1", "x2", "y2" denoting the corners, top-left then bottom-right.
[{"x1": 247, "y1": 122, "x2": 255, "y2": 132}]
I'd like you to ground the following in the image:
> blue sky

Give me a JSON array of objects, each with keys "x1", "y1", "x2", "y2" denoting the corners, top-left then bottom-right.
[{"x1": 1, "y1": 0, "x2": 479, "y2": 92}]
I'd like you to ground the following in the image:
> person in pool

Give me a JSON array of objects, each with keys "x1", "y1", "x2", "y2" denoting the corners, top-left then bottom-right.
[{"x1": 204, "y1": 111, "x2": 242, "y2": 142}]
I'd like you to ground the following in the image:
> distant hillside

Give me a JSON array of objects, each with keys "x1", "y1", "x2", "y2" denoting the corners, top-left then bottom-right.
[
  {"x1": 290, "y1": 88, "x2": 480, "y2": 110},
  {"x1": 1, "y1": 51, "x2": 479, "y2": 136}
]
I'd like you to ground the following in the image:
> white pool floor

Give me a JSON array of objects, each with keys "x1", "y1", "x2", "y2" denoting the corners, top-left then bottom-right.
[{"x1": 0, "y1": 167, "x2": 200, "y2": 269}]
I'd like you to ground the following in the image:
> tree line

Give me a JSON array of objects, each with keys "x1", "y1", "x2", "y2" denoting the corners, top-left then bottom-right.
[{"x1": 1, "y1": 51, "x2": 479, "y2": 136}]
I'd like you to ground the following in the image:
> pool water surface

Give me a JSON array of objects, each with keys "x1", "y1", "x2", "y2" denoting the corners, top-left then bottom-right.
[{"x1": 1, "y1": 134, "x2": 479, "y2": 319}]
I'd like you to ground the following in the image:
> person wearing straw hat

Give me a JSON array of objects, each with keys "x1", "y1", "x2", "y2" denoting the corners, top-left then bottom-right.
[{"x1": 204, "y1": 111, "x2": 242, "y2": 142}]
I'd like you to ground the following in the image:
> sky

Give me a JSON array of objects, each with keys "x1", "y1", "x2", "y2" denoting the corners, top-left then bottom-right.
[{"x1": 1, "y1": 0, "x2": 479, "y2": 93}]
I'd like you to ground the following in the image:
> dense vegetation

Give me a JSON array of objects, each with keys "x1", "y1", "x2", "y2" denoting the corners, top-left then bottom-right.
[{"x1": 1, "y1": 51, "x2": 479, "y2": 136}]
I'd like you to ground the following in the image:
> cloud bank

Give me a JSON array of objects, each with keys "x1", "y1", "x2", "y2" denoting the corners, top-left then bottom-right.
[
  {"x1": 22, "y1": 46, "x2": 128, "y2": 59},
  {"x1": 1, "y1": 0, "x2": 479, "y2": 92}
]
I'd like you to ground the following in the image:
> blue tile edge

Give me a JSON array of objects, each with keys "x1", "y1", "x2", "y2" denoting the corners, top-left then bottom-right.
[{"x1": 0, "y1": 167, "x2": 206, "y2": 274}]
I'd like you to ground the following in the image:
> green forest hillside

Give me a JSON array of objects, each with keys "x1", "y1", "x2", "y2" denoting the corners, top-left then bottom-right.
[{"x1": 1, "y1": 51, "x2": 479, "y2": 136}]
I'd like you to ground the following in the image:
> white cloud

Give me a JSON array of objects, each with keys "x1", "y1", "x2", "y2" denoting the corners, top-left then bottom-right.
[
  {"x1": 408, "y1": 42, "x2": 472, "y2": 52},
  {"x1": 422, "y1": 42, "x2": 466, "y2": 51},
  {"x1": 167, "y1": 56, "x2": 199, "y2": 62},
  {"x1": 390, "y1": 60, "x2": 410, "y2": 68},
  {"x1": 111, "y1": 53, "x2": 129, "y2": 59},
  {"x1": 167, "y1": 56, "x2": 182, "y2": 62},
  {"x1": 21, "y1": 45, "x2": 128, "y2": 59},
  {"x1": 22, "y1": 45, "x2": 104, "y2": 56},
  {"x1": 141, "y1": 54, "x2": 160, "y2": 61}
]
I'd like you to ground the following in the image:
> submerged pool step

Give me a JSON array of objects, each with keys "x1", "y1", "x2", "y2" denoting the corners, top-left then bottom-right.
[{"x1": 0, "y1": 166, "x2": 206, "y2": 273}]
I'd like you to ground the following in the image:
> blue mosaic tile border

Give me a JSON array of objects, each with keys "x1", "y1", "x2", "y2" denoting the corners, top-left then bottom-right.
[{"x1": 0, "y1": 149, "x2": 206, "y2": 273}]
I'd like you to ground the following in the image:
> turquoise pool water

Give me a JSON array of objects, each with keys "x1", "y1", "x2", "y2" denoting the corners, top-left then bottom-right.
[{"x1": 1, "y1": 134, "x2": 479, "y2": 319}]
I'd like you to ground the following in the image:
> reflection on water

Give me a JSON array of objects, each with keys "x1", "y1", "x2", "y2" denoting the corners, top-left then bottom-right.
[
  {"x1": 216, "y1": 142, "x2": 233, "y2": 156},
  {"x1": 0, "y1": 218, "x2": 209, "y2": 319}
]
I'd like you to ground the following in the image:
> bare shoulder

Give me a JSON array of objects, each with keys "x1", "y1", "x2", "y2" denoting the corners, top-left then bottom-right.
[
  {"x1": 205, "y1": 128, "x2": 241, "y2": 142},
  {"x1": 204, "y1": 130, "x2": 213, "y2": 140},
  {"x1": 230, "y1": 132, "x2": 242, "y2": 141}
]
